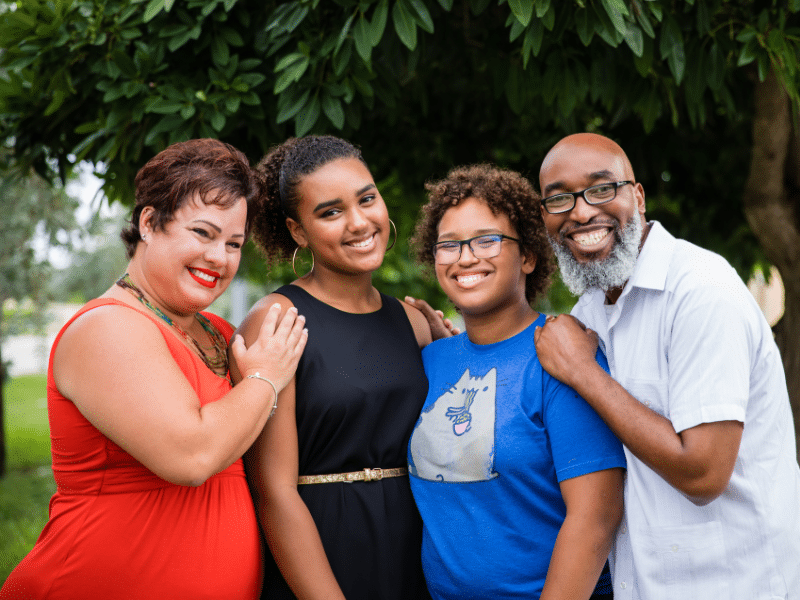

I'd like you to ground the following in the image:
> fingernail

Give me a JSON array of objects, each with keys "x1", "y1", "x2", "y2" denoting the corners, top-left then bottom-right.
[{"x1": 272, "y1": 303, "x2": 282, "y2": 309}]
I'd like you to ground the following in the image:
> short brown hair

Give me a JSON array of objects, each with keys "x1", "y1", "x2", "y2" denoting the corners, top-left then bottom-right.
[
  {"x1": 121, "y1": 138, "x2": 258, "y2": 258},
  {"x1": 413, "y1": 164, "x2": 554, "y2": 304}
]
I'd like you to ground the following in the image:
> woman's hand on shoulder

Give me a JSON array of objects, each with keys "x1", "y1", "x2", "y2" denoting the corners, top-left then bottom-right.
[{"x1": 229, "y1": 293, "x2": 307, "y2": 389}]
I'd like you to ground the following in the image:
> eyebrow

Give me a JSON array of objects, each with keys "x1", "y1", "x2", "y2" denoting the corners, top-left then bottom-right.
[
  {"x1": 543, "y1": 170, "x2": 616, "y2": 196},
  {"x1": 437, "y1": 228, "x2": 504, "y2": 241},
  {"x1": 312, "y1": 183, "x2": 377, "y2": 214},
  {"x1": 191, "y1": 219, "x2": 245, "y2": 238}
]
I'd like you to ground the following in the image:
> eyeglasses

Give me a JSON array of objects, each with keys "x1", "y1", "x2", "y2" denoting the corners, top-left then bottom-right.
[
  {"x1": 541, "y1": 181, "x2": 634, "y2": 214},
  {"x1": 432, "y1": 234, "x2": 520, "y2": 265}
]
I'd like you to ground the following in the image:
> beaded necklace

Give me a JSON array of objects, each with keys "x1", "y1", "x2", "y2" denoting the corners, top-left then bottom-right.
[{"x1": 116, "y1": 273, "x2": 229, "y2": 377}]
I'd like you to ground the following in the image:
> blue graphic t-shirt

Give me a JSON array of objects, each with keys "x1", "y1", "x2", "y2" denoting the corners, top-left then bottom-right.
[{"x1": 408, "y1": 314, "x2": 626, "y2": 599}]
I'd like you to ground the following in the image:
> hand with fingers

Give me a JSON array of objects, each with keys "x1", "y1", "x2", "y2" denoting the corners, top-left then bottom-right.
[
  {"x1": 534, "y1": 314, "x2": 599, "y2": 389},
  {"x1": 405, "y1": 296, "x2": 461, "y2": 339},
  {"x1": 231, "y1": 303, "x2": 308, "y2": 395}
]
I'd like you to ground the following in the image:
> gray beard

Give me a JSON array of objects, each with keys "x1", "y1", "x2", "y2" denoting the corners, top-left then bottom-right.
[{"x1": 550, "y1": 216, "x2": 643, "y2": 297}]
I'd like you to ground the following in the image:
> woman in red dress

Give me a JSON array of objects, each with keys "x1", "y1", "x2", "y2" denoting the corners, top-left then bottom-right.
[{"x1": 0, "y1": 139, "x2": 307, "y2": 600}]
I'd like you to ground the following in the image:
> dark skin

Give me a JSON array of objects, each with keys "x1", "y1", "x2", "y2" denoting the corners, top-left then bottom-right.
[{"x1": 534, "y1": 133, "x2": 743, "y2": 506}]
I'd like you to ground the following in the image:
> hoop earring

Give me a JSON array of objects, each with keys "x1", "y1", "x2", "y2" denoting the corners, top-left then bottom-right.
[
  {"x1": 292, "y1": 246, "x2": 314, "y2": 278},
  {"x1": 386, "y1": 219, "x2": 397, "y2": 251}
]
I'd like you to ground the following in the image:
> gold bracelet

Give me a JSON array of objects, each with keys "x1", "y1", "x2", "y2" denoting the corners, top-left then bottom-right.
[{"x1": 246, "y1": 373, "x2": 278, "y2": 418}]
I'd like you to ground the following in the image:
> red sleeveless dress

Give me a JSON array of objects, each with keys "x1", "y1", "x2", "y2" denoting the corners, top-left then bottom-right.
[{"x1": 0, "y1": 298, "x2": 263, "y2": 599}]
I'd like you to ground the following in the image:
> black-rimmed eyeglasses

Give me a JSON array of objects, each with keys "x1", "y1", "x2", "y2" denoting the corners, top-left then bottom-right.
[
  {"x1": 542, "y1": 181, "x2": 634, "y2": 214},
  {"x1": 432, "y1": 234, "x2": 520, "y2": 265}
]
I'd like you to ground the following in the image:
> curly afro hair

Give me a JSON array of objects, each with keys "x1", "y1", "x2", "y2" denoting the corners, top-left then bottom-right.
[
  {"x1": 251, "y1": 135, "x2": 367, "y2": 264},
  {"x1": 413, "y1": 163, "x2": 554, "y2": 305}
]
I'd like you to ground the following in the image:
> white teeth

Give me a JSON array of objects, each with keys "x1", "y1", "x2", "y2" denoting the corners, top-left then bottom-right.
[
  {"x1": 457, "y1": 273, "x2": 485, "y2": 285},
  {"x1": 348, "y1": 235, "x2": 374, "y2": 248},
  {"x1": 189, "y1": 268, "x2": 216, "y2": 282},
  {"x1": 573, "y1": 229, "x2": 610, "y2": 246}
]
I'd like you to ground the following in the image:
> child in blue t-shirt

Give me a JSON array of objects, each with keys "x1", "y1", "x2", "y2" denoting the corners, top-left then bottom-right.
[{"x1": 407, "y1": 164, "x2": 626, "y2": 600}]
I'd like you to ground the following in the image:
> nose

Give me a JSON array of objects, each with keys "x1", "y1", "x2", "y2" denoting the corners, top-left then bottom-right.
[
  {"x1": 347, "y1": 206, "x2": 370, "y2": 232},
  {"x1": 457, "y1": 241, "x2": 479, "y2": 266},
  {"x1": 204, "y1": 240, "x2": 227, "y2": 266},
  {"x1": 566, "y1": 192, "x2": 602, "y2": 224}
]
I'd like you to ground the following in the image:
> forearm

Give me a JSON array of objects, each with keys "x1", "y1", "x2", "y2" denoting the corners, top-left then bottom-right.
[
  {"x1": 258, "y1": 489, "x2": 346, "y2": 600},
  {"x1": 540, "y1": 514, "x2": 614, "y2": 600},
  {"x1": 571, "y1": 364, "x2": 732, "y2": 502},
  {"x1": 167, "y1": 379, "x2": 277, "y2": 486}
]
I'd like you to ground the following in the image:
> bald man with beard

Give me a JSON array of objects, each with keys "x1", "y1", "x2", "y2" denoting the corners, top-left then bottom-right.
[{"x1": 534, "y1": 133, "x2": 800, "y2": 599}]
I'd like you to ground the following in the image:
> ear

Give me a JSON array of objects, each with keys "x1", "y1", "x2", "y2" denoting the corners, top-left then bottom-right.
[
  {"x1": 285, "y1": 217, "x2": 308, "y2": 248},
  {"x1": 521, "y1": 253, "x2": 536, "y2": 275},
  {"x1": 139, "y1": 206, "x2": 155, "y2": 236},
  {"x1": 634, "y1": 182, "x2": 646, "y2": 215}
]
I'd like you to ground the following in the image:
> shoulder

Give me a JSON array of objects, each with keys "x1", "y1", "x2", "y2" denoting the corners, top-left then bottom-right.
[
  {"x1": 235, "y1": 292, "x2": 297, "y2": 343},
  {"x1": 421, "y1": 332, "x2": 463, "y2": 362},
  {"x1": 398, "y1": 298, "x2": 433, "y2": 348},
  {"x1": 60, "y1": 301, "x2": 164, "y2": 348},
  {"x1": 667, "y1": 240, "x2": 754, "y2": 314}
]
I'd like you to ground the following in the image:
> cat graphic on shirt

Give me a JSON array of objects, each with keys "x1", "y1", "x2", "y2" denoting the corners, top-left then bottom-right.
[{"x1": 409, "y1": 368, "x2": 498, "y2": 482}]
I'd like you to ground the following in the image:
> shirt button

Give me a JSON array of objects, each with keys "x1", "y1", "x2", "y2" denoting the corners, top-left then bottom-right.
[
  {"x1": 620, "y1": 525, "x2": 627, "y2": 534},
  {"x1": 620, "y1": 582, "x2": 627, "y2": 589},
  {"x1": 644, "y1": 401, "x2": 651, "y2": 408},
  {"x1": 671, "y1": 544, "x2": 679, "y2": 552}
]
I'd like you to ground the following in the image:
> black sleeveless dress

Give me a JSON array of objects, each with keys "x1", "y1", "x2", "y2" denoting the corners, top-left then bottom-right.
[{"x1": 261, "y1": 285, "x2": 431, "y2": 600}]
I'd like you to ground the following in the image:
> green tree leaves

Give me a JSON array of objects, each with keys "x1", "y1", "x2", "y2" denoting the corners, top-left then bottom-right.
[{"x1": 1, "y1": 0, "x2": 799, "y2": 196}]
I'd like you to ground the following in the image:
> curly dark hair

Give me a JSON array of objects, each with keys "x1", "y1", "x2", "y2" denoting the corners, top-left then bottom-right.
[
  {"x1": 120, "y1": 138, "x2": 258, "y2": 258},
  {"x1": 413, "y1": 164, "x2": 554, "y2": 305},
  {"x1": 251, "y1": 135, "x2": 367, "y2": 263}
]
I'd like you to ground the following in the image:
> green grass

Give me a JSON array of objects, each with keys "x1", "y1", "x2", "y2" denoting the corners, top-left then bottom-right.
[
  {"x1": 4, "y1": 374, "x2": 51, "y2": 469},
  {"x1": 1, "y1": 374, "x2": 55, "y2": 585}
]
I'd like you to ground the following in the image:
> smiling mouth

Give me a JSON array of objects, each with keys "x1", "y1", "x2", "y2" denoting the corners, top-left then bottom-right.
[
  {"x1": 455, "y1": 273, "x2": 487, "y2": 286},
  {"x1": 346, "y1": 234, "x2": 375, "y2": 248},
  {"x1": 188, "y1": 267, "x2": 219, "y2": 287},
  {"x1": 571, "y1": 229, "x2": 612, "y2": 247}
]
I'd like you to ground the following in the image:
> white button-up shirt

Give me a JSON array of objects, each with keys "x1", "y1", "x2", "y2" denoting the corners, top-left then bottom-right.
[{"x1": 572, "y1": 222, "x2": 800, "y2": 600}]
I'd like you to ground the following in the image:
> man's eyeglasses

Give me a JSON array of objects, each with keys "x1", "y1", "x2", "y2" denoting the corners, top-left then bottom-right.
[
  {"x1": 542, "y1": 181, "x2": 634, "y2": 214},
  {"x1": 432, "y1": 234, "x2": 520, "y2": 265}
]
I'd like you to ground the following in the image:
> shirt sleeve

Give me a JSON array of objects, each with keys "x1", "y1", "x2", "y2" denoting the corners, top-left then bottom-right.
[
  {"x1": 666, "y1": 269, "x2": 752, "y2": 433},
  {"x1": 542, "y1": 350, "x2": 626, "y2": 482}
]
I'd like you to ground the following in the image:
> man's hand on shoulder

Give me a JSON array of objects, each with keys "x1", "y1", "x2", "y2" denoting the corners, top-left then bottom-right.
[{"x1": 534, "y1": 314, "x2": 600, "y2": 390}]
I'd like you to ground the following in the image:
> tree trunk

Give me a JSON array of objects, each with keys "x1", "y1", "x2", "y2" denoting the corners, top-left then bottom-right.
[{"x1": 742, "y1": 72, "x2": 800, "y2": 465}]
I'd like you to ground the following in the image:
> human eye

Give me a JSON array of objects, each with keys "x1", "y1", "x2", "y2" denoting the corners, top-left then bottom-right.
[
  {"x1": 227, "y1": 240, "x2": 242, "y2": 250},
  {"x1": 544, "y1": 194, "x2": 573, "y2": 210},
  {"x1": 192, "y1": 227, "x2": 212, "y2": 238},
  {"x1": 436, "y1": 241, "x2": 460, "y2": 253},
  {"x1": 474, "y1": 235, "x2": 501, "y2": 249},
  {"x1": 321, "y1": 207, "x2": 341, "y2": 218},
  {"x1": 359, "y1": 193, "x2": 376, "y2": 205},
  {"x1": 587, "y1": 183, "x2": 616, "y2": 200}
]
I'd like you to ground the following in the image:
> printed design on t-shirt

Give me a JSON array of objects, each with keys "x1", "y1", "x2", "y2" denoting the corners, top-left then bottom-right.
[{"x1": 409, "y1": 368, "x2": 498, "y2": 482}]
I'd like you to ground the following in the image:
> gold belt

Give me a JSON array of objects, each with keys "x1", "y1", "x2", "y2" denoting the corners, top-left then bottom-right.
[{"x1": 297, "y1": 467, "x2": 408, "y2": 485}]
